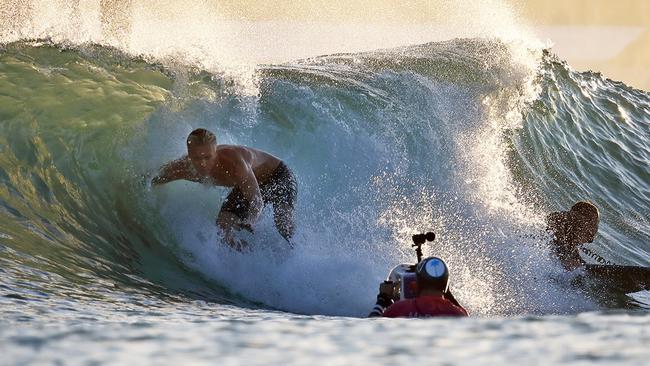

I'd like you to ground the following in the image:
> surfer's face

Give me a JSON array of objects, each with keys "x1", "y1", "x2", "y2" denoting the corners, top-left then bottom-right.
[{"x1": 188, "y1": 143, "x2": 217, "y2": 176}]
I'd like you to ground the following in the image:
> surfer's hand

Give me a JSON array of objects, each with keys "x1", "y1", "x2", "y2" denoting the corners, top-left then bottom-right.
[
  {"x1": 224, "y1": 237, "x2": 251, "y2": 252},
  {"x1": 376, "y1": 284, "x2": 394, "y2": 308},
  {"x1": 233, "y1": 239, "x2": 251, "y2": 252},
  {"x1": 138, "y1": 172, "x2": 152, "y2": 189},
  {"x1": 235, "y1": 222, "x2": 254, "y2": 233}
]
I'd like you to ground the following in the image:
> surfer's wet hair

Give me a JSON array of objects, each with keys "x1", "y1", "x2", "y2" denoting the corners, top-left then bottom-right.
[
  {"x1": 570, "y1": 201, "x2": 599, "y2": 221},
  {"x1": 187, "y1": 128, "x2": 216, "y2": 148}
]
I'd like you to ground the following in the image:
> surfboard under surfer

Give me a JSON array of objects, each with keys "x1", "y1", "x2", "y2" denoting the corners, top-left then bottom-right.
[
  {"x1": 150, "y1": 128, "x2": 297, "y2": 251},
  {"x1": 547, "y1": 201, "x2": 649, "y2": 292}
]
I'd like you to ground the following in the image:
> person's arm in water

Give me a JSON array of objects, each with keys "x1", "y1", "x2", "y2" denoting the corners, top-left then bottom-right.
[
  {"x1": 368, "y1": 282, "x2": 395, "y2": 317},
  {"x1": 215, "y1": 155, "x2": 263, "y2": 249},
  {"x1": 546, "y1": 211, "x2": 567, "y2": 242},
  {"x1": 546, "y1": 209, "x2": 590, "y2": 270},
  {"x1": 546, "y1": 211, "x2": 572, "y2": 263},
  {"x1": 232, "y1": 158, "x2": 264, "y2": 227},
  {"x1": 151, "y1": 156, "x2": 196, "y2": 185}
]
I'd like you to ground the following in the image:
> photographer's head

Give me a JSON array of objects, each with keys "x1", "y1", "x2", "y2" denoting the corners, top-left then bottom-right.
[{"x1": 415, "y1": 257, "x2": 449, "y2": 295}]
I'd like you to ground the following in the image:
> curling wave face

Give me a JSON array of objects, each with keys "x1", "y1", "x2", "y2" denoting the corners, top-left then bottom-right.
[{"x1": 0, "y1": 37, "x2": 648, "y2": 317}]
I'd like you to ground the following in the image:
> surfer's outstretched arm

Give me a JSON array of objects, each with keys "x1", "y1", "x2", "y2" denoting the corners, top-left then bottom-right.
[
  {"x1": 546, "y1": 202, "x2": 599, "y2": 271},
  {"x1": 151, "y1": 156, "x2": 194, "y2": 185}
]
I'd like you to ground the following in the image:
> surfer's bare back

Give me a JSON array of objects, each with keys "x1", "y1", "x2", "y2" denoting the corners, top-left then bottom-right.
[{"x1": 151, "y1": 128, "x2": 297, "y2": 250}]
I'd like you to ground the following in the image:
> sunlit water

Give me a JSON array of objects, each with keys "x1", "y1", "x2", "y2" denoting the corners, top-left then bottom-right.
[{"x1": 1, "y1": 1, "x2": 649, "y2": 364}]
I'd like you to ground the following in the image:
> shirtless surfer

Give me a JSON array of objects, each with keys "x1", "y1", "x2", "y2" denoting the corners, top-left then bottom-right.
[
  {"x1": 546, "y1": 201, "x2": 599, "y2": 271},
  {"x1": 547, "y1": 201, "x2": 649, "y2": 291},
  {"x1": 151, "y1": 128, "x2": 297, "y2": 250}
]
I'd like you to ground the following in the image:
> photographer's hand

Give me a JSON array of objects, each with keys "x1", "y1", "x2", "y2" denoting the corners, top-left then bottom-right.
[
  {"x1": 376, "y1": 281, "x2": 395, "y2": 308},
  {"x1": 379, "y1": 281, "x2": 394, "y2": 298},
  {"x1": 369, "y1": 281, "x2": 395, "y2": 318}
]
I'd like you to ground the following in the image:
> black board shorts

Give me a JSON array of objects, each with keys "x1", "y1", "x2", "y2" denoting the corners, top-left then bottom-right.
[{"x1": 220, "y1": 162, "x2": 297, "y2": 241}]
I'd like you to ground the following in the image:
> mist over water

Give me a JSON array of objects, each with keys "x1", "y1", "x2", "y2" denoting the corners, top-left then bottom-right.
[
  {"x1": 0, "y1": 0, "x2": 648, "y2": 323},
  {"x1": 1, "y1": 1, "x2": 541, "y2": 74}
]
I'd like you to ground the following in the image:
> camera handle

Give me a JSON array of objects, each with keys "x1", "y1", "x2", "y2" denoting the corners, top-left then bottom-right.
[
  {"x1": 413, "y1": 244, "x2": 423, "y2": 263},
  {"x1": 411, "y1": 232, "x2": 435, "y2": 263}
]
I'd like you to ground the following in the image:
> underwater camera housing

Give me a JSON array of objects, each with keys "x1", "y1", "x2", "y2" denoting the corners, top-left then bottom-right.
[{"x1": 384, "y1": 232, "x2": 436, "y2": 301}]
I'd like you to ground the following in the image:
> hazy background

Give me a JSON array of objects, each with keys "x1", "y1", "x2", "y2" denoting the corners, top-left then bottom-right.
[
  {"x1": 1, "y1": 0, "x2": 648, "y2": 90},
  {"x1": 522, "y1": 0, "x2": 649, "y2": 91},
  {"x1": 165, "y1": 0, "x2": 650, "y2": 91}
]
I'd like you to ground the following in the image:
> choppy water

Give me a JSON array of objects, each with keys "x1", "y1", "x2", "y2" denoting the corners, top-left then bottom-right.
[
  {"x1": 3, "y1": 295, "x2": 650, "y2": 366},
  {"x1": 1, "y1": 1, "x2": 649, "y2": 365}
]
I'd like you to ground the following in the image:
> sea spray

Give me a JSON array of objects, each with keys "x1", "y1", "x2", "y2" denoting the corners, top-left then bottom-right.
[{"x1": 1, "y1": 1, "x2": 648, "y2": 318}]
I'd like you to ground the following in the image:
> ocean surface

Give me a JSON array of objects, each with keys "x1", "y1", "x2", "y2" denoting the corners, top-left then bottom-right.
[{"x1": 1, "y1": 1, "x2": 649, "y2": 365}]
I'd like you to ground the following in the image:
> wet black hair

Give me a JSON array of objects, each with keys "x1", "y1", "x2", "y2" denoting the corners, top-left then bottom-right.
[
  {"x1": 570, "y1": 201, "x2": 599, "y2": 221},
  {"x1": 186, "y1": 128, "x2": 216, "y2": 148}
]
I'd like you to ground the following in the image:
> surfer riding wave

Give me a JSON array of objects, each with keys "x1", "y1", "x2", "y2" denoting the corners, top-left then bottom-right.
[{"x1": 151, "y1": 128, "x2": 297, "y2": 250}]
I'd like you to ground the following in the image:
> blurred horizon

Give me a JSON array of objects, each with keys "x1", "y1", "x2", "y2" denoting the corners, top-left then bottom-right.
[
  {"x1": 177, "y1": 0, "x2": 650, "y2": 90},
  {"x1": 521, "y1": 0, "x2": 649, "y2": 91},
  {"x1": 1, "y1": 0, "x2": 648, "y2": 90}
]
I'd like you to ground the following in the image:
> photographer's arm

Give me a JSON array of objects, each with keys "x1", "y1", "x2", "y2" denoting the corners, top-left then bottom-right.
[
  {"x1": 444, "y1": 288, "x2": 469, "y2": 316},
  {"x1": 368, "y1": 281, "x2": 395, "y2": 317},
  {"x1": 444, "y1": 288, "x2": 461, "y2": 307}
]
